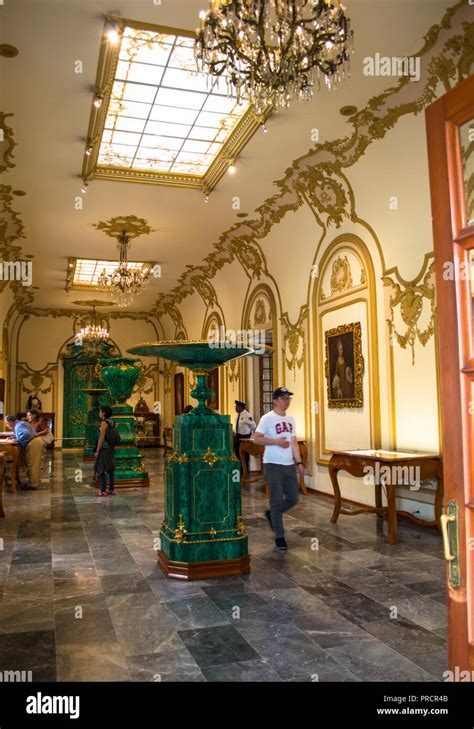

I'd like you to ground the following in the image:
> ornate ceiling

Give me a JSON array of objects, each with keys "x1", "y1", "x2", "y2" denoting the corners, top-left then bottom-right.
[{"x1": 0, "y1": 0, "x2": 458, "y2": 322}]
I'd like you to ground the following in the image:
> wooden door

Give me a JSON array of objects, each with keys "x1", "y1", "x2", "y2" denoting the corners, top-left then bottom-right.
[{"x1": 426, "y1": 74, "x2": 474, "y2": 672}]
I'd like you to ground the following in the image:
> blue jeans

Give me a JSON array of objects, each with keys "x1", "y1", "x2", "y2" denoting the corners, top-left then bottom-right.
[
  {"x1": 99, "y1": 470, "x2": 115, "y2": 494},
  {"x1": 264, "y1": 463, "x2": 299, "y2": 539}
]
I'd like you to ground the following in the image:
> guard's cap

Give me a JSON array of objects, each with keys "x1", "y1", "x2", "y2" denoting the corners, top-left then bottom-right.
[{"x1": 235, "y1": 400, "x2": 246, "y2": 408}]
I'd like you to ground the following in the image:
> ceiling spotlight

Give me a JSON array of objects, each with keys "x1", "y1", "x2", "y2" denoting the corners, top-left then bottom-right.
[
  {"x1": 107, "y1": 29, "x2": 120, "y2": 44},
  {"x1": 204, "y1": 195, "x2": 209, "y2": 203},
  {"x1": 261, "y1": 123, "x2": 268, "y2": 134},
  {"x1": 81, "y1": 183, "x2": 88, "y2": 194},
  {"x1": 94, "y1": 94, "x2": 103, "y2": 108},
  {"x1": 228, "y1": 160, "x2": 236, "y2": 175},
  {"x1": 85, "y1": 146, "x2": 92, "y2": 156}
]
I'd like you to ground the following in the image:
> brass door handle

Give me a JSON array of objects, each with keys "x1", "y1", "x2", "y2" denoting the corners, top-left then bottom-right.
[{"x1": 440, "y1": 513, "x2": 455, "y2": 561}]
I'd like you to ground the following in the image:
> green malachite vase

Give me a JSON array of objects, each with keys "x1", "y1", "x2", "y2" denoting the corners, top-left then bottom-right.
[
  {"x1": 127, "y1": 341, "x2": 270, "y2": 580},
  {"x1": 100, "y1": 357, "x2": 149, "y2": 487}
]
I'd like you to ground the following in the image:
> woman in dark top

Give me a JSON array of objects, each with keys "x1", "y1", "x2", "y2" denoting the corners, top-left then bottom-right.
[{"x1": 94, "y1": 405, "x2": 116, "y2": 497}]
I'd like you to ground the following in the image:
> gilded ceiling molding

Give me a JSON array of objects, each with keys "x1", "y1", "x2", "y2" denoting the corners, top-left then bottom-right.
[
  {"x1": 280, "y1": 306, "x2": 308, "y2": 375},
  {"x1": 0, "y1": 185, "x2": 26, "y2": 262},
  {"x1": 202, "y1": 310, "x2": 223, "y2": 340},
  {"x1": 24, "y1": 306, "x2": 157, "y2": 323},
  {"x1": 0, "y1": 113, "x2": 16, "y2": 173},
  {"x1": 182, "y1": 267, "x2": 218, "y2": 310},
  {"x1": 383, "y1": 255, "x2": 436, "y2": 366},
  {"x1": 93, "y1": 215, "x2": 153, "y2": 238},
  {"x1": 150, "y1": 0, "x2": 471, "y2": 324}
]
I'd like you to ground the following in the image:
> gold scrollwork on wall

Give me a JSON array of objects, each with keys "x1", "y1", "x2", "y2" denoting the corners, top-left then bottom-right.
[
  {"x1": 226, "y1": 357, "x2": 240, "y2": 384},
  {"x1": 281, "y1": 307, "x2": 308, "y2": 376},
  {"x1": 383, "y1": 257, "x2": 436, "y2": 366},
  {"x1": 330, "y1": 255, "x2": 354, "y2": 296},
  {"x1": 18, "y1": 364, "x2": 57, "y2": 408},
  {"x1": 253, "y1": 298, "x2": 267, "y2": 325}
]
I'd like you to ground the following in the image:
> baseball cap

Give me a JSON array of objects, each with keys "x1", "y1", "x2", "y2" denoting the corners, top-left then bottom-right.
[{"x1": 272, "y1": 387, "x2": 294, "y2": 399}]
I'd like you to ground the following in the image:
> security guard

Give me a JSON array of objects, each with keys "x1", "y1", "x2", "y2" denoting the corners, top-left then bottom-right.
[{"x1": 234, "y1": 400, "x2": 256, "y2": 470}]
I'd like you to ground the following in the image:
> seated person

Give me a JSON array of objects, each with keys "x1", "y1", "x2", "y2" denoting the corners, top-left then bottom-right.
[
  {"x1": 4, "y1": 415, "x2": 44, "y2": 490},
  {"x1": 27, "y1": 409, "x2": 52, "y2": 446}
]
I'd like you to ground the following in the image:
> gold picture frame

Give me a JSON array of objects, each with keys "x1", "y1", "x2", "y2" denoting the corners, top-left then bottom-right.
[{"x1": 325, "y1": 322, "x2": 363, "y2": 408}]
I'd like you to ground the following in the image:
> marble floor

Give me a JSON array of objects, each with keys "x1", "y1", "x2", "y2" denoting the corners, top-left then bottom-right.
[{"x1": 0, "y1": 451, "x2": 448, "y2": 682}]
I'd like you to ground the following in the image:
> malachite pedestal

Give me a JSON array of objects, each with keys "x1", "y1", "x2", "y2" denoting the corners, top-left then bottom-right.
[
  {"x1": 127, "y1": 341, "x2": 270, "y2": 580},
  {"x1": 100, "y1": 357, "x2": 149, "y2": 488}
]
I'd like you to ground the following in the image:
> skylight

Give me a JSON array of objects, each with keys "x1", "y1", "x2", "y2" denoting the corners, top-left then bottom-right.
[
  {"x1": 82, "y1": 18, "x2": 269, "y2": 192},
  {"x1": 66, "y1": 258, "x2": 153, "y2": 291}
]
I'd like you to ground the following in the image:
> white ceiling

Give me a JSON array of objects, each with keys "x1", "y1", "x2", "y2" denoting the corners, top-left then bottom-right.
[{"x1": 1, "y1": 0, "x2": 452, "y2": 314}]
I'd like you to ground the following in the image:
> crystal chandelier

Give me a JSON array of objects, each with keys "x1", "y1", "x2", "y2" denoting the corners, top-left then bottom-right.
[
  {"x1": 97, "y1": 231, "x2": 149, "y2": 308},
  {"x1": 78, "y1": 305, "x2": 109, "y2": 353},
  {"x1": 195, "y1": 0, "x2": 353, "y2": 114}
]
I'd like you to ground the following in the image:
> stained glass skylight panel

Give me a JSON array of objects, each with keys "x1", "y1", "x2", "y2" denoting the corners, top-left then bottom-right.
[
  {"x1": 69, "y1": 259, "x2": 152, "y2": 290},
  {"x1": 97, "y1": 25, "x2": 249, "y2": 178}
]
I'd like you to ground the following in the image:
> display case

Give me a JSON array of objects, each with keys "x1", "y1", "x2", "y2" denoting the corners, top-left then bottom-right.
[{"x1": 134, "y1": 412, "x2": 160, "y2": 447}]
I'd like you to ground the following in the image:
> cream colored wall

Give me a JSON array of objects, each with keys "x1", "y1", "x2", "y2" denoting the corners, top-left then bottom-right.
[
  {"x1": 170, "y1": 74, "x2": 445, "y2": 523},
  {"x1": 14, "y1": 314, "x2": 161, "y2": 444}
]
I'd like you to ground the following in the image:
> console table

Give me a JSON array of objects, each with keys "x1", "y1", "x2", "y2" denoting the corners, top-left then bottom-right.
[
  {"x1": 328, "y1": 449, "x2": 443, "y2": 545},
  {"x1": 239, "y1": 439, "x2": 308, "y2": 495}
]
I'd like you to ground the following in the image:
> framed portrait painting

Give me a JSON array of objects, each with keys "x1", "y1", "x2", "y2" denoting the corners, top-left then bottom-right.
[{"x1": 325, "y1": 322, "x2": 363, "y2": 408}]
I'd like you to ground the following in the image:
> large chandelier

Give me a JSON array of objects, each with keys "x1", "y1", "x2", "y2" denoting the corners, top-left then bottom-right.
[
  {"x1": 98, "y1": 231, "x2": 149, "y2": 308},
  {"x1": 195, "y1": 0, "x2": 353, "y2": 114},
  {"x1": 78, "y1": 305, "x2": 109, "y2": 353}
]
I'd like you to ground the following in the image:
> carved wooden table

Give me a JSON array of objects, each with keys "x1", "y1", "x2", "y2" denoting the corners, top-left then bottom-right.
[
  {"x1": 239, "y1": 439, "x2": 308, "y2": 496},
  {"x1": 328, "y1": 449, "x2": 443, "y2": 545},
  {"x1": 0, "y1": 440, "x2": 21, "y2": 494}
]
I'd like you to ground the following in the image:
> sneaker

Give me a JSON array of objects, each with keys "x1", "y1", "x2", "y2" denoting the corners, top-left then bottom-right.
[
  {"x1": 275, "y1": 537, "x2": 288, "y2": 551},
  {"x1": 108, "y1": 490, "x2": 116, "y2": 496},
  {"x1": 264, "y1": 510, "x2": 273, "y2": 531},
  {"x1": 95, "y1": 491, "x2": 107, "y2": 497}
]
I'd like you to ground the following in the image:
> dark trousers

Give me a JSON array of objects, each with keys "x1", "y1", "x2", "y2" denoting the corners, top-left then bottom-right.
[
  {"x1": 99, "y1": 470, "x2": 115, "y2": 494},
  {"x1": 234, "y1": 434, "x2": 251, "y2": 470},
  {"x1": 264, "y1": 463, "x2": 299, "y2": 539}
]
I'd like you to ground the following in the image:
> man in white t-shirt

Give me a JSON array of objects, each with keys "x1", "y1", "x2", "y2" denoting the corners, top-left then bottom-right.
[{"x1": 254, "y1": 387, "x2": 304, "y2": 550}]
